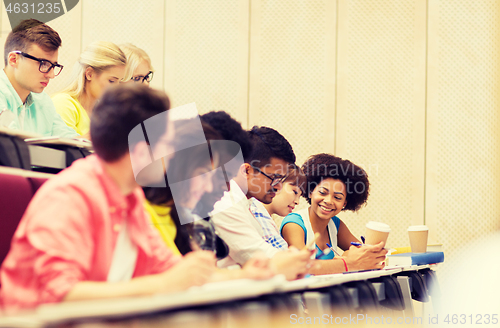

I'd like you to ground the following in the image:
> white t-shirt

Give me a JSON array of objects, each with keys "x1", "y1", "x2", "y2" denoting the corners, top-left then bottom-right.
[{"x1": 107, "y1": 219, "x2": 138, "y2": 282}]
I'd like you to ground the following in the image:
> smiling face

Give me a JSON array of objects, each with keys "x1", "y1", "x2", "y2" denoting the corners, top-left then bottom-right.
[
  {"x1": 86, "y1": 65, "x2": 125, "y2": 100},
  {"x1": 265, "y1": 182, "x2": 302, "y2": 216},
  {"x1": 10, "y1": 44, "x2": 59, "y2": 99},
  {"x1": 310, "y1": 178, "x2": 347, "y2": 220}
]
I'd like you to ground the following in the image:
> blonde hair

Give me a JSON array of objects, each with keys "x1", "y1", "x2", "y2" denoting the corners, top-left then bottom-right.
[
  {"x1": 59, "y1": 41, "x2": 126, "y2": 99},
  {"x1": 119, "y1": 43, "x2": 153, "y2": 82}
]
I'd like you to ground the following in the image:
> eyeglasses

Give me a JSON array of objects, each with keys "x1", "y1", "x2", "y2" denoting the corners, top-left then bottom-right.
[
  {"x1": 251, "y1": 165, "x2": 288, "y2": 187},
  {"x1": 131, "y1": 71, "x2": 154, "y2": 83},
  {"x1": 13, "y1": 51, "x2": 63, "y2": 76}
]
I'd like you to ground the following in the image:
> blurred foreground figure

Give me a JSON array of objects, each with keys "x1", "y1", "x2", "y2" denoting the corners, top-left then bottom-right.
[{"x1": 0, "y1": 85, "x2": 217, "y2": 312}]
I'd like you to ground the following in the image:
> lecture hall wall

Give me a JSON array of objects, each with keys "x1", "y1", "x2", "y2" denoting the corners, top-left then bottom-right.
[{"x1": 1, "y1": 0, "x2": 499, "y2": 277}]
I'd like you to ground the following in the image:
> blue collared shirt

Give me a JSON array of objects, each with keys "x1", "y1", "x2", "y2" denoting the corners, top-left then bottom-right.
[
  {"x1": 0, "y1": 70, "x2": 79, "y2": 137},
  {"x1": 249, "y1": 197, "x2": 289, "y2": 250}
]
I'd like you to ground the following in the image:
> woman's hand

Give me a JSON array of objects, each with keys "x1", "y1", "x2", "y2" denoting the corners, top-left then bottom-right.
[{"x1": 343, "y1": 241, "x2": 388, "y2": 271}]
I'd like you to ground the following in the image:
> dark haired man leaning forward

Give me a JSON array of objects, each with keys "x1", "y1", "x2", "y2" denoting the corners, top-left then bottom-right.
[
  {"x1": 0, "y1": 19, "x2": 77, "y2": 137},
  {"x1": 211, "y1": 126, "x2": 314, "y2": 280}
]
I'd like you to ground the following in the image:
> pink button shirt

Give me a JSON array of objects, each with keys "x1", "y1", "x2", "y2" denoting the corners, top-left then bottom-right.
[{"x1": 0, "y1": 155, "x2": 180, "y2": 311}]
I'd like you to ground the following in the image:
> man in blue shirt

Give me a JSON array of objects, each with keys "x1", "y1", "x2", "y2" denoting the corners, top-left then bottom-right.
[{"x1": 0, "y1": 19, "x2": 78, "y2": 137}]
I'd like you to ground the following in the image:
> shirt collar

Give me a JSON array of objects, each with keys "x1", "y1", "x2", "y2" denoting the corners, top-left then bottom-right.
[
  {"x1": 24, "y1": 93, "x2": 34, "y2": 107},
  {"x1": 0, "y1": 69, "x2": 31, "y2": 107},
  {"x1": 229, "y1": 179, "x2": 251, "y2": 207},
  {"x1": 89, "y1": 155, "x2": 144, "y2": 212},
  {"x1": 249, "y1": 197, "x2": 271, "y2": 216}
]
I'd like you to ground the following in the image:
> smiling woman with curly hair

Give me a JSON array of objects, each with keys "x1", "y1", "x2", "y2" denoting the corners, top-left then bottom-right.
[{"x1": 280, "y1": 153, "x2": 387, "y2": 274}]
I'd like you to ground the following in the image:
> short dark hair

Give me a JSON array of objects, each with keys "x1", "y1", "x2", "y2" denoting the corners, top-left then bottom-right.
[
  {"x1": 200, "y1": 111, "x2": 253, "y2": 162},
  {"x1": 301, "y1": 153, "x2": 370, "y2": 212},
  {"x1": 247, "y1": 126, "x2": 296, "y2": 168},
  {"x1": 91, "y1": 84, "x2": 170, "y2": 162},
  {"x1": 4, "y1": 19, "x2": 62, "y2": 66}
]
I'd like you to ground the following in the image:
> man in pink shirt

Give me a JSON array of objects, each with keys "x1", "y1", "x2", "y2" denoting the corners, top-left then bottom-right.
[{"x1": 0, "y1": 85, "x2": 216, "y2": 311}]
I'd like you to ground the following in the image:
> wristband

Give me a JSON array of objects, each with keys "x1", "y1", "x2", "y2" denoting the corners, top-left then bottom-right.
[{"x1": 341, "y1": 257, "x2": 348, "y2": 272}]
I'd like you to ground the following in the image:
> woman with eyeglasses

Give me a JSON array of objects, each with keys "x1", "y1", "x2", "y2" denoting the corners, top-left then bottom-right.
[
  {"x1": 119, "y1": 43, "x2": 154, "y2": 86},
  {"x1": 52, "y1": 41, "x2": 126, "y2": 138}
]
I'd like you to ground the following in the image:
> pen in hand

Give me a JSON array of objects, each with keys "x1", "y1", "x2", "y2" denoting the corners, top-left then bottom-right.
[
  {"x1": 326, "y1": 243, "x2": 342, "y2": 257},
  {"x1": 316, "y1": 248, "x2": 331, "y2": 260},
  {"x1": 302, "y1": 232, "x2": 320, "y2": 251},
  {"x1": 351, "y1": 242, "x2": 368, "y2": 247}
]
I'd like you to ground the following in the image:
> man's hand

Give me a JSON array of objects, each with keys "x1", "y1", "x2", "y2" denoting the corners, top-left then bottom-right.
[
  {"x1": 158, "y1": 251, "x2": 217, "y2": 292},
  {"x1": 240, "y1": 255, "x2": 275, "y2": 280},
  {"x1": 271, "y1": 247, "x2": 315, "y2": 280},
  {"x1": 343, "y1": 241, "x2": 388, "y2": 271}
]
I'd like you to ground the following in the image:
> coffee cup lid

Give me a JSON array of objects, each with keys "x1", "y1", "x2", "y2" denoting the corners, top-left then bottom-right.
[
  {"x1": 408, "y1": 225, "x2": 429, "y2": 231},
  {"x1": 366, "y1": 221, "x2": 391, "y2": 232}
]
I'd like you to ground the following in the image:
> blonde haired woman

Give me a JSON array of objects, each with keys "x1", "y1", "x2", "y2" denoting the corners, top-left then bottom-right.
[
  {"x1": 120, "y1": 43, "x2": 154, "y2": 86},
  {"x1": 52, "y1": 41, "x2": 126, "y2": 138}
]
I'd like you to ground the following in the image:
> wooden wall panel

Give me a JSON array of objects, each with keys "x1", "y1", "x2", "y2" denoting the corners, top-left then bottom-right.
[{"x1": 335, "y1": 0, "x2": 427, "y2": 248}]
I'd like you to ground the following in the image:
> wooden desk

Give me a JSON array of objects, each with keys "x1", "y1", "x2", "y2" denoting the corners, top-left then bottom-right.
[{"x1": 0, "y1": 265, "x2": 440, "y2": 328}]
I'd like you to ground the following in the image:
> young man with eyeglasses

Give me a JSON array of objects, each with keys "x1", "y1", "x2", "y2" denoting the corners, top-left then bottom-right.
[
  {"x1": 0, "y1": 19, "x2": 78, "y2": 137},
  {"x1": 211, "y1": 126, "x2": 314, "y2": 280}
]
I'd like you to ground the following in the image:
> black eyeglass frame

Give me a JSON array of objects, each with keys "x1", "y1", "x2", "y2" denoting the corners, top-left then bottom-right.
[
  {"x1": 13, "y1": 51, "x2": 63, "y2": 76},
  {"x1": 131, "y1": 71, "x2": 154, "y2": 83},
  {"x1": 250, "y1": 165, "x2": 289, "y2": 187}
]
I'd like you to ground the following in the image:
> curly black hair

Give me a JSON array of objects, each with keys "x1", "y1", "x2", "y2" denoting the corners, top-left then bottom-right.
[{"x1": 301, "y1": 153, "x2": 369, "y2": 212}]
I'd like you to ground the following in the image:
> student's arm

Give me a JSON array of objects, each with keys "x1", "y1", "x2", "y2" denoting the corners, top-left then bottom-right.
[
  {"x1": 64, "y1": 251, "x2": 217, "y2": 302},
  {"x1": 337, "y1": 219, "x2": 361, "y2": 251},
  {"x1": 52, "y1": 94, "x2": 80, "y2": 135},
  {"x1": 79, "y1": 131, "x2": 91, "y2": 140},
  {"x1": 209, "y1": 256, "x2": 275, "y2": 282},
  {"x1": 308, "y1": 258, "x2": 351, "y2": 274},
  {"x1": 282, "y1": 219, "x2": 385, "y2": 274},
  {"x1": 281, "y1": 221, "x2": 307, "y2": 249},
  {"x1": 270, "y1": 248, "x2": 315, "y2": 280},
  {"x1": 51, "y1": 113, "x2": 80, "y2": 138},
  {"x1": 211, "y1": 200, "x2": 280, "y2": 265},
  {"x1": 342, "y1": 242, "x2": 388, "y2": 271},
  {"x1": 281, "y1": 221, "x2": 345, "y2": 274},
  {"x1": 336, "y1": 219, "x2": 388, "y2": 270},
  {"x1": 272, "y1": 220, "x2": 315, "y2": 280},
  {"x1": 28, "y1": 187, "x2": 213, "y2": 304}
]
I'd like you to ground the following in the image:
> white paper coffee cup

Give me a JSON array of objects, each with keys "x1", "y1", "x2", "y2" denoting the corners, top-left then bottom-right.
[
  {"x1": 408, "y1": 225, "x2": 429, "y2": 253},
  {"x1": 365, "y1": 221, "x2": 391, "y2": 245}
]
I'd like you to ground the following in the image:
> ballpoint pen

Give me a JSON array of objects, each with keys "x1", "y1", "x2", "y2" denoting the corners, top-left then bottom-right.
[
  {"x1": 326, "y1": 243, "x2": 342, "y2": 257},
  {"x1": 302, "y1": 232, "x2": 320, "y2": 251},
  {"x1": 351, "y1": 242, "x2": 368, "y2": 247},
  {"x1": 316, "y1": 248, "x2": 331, "y2": 259}
]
